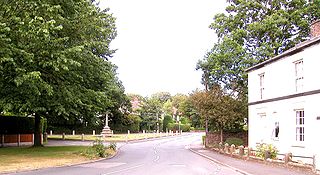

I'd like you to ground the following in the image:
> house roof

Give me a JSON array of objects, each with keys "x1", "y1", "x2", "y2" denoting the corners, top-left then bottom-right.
[{"x1": 246, "y1": 35, "x2": 320, "y2": 72}]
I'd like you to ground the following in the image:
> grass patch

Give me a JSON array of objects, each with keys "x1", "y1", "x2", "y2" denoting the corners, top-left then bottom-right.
[{"x1": 0, "y1": 146, "x2": 101, "y2": 173}]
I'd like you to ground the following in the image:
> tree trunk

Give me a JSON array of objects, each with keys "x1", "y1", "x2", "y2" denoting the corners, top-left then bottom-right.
[
  {"x1": 220, "y1": 129, "x2": 223, "y2": 143},
  {"x1": 33, "y1": 113, "x2": 42, "y2": 147}
]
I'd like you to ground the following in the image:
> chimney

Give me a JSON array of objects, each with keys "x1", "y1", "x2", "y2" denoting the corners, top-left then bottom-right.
[{"x1": 311, "y1": 20, "x2": 320, "y2": 38}]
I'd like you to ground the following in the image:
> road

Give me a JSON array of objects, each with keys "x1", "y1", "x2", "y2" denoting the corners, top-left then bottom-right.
[{"x1": 8, "y1": 133, "x2": 243, "y2": 175}]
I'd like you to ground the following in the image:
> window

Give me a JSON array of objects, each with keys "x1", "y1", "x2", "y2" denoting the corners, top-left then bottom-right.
[
  {"x1": 259, "y1": 73, "x2": 265, "y2": 99},
  {"x1": 274, "y1": 122, "x2": 279, "y2": 139},
  {"x1": 295, "y1": 110, "x2": 304, "y2": 141},
  {"x1": 295, "y1": 60, "x2": 303, "y2": 92}
]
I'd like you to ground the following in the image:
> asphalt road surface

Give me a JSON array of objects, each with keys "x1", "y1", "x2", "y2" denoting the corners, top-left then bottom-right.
[{"x1": 8, "y1": 133, "x2": 243, "y2": 175}]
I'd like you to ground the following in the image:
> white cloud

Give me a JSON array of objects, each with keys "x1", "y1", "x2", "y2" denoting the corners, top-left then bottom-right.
[{"x1": 99, "y1": 0, "x2": 226, "y2": 96}]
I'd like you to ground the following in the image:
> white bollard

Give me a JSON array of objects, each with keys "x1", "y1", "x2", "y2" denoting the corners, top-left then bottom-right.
[
  {"x1": 50, "y1": 130, "x2": 53, "y2": 135},
  {"x1": 93, "y1": 130, "x2": 95, "y2": 136},
  {"x1": 128, "y1": 130, "x2": 130, "y2": 135},
  {"x1": 72, "y1": 130, "x2": 75, "y2": 136}
]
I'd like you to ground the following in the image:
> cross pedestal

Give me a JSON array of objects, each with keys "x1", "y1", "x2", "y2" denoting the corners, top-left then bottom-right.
[{"x1": 101, "y1": 113, "x2": 112, "y2": 137}]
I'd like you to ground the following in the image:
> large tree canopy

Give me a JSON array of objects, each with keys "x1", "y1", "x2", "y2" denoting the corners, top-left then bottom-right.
[
  {"x1": 198, "y1": 0, "x2": 320, "y2": 94},
  {"x1": 0, "y1": 0, "x2": 122, "y2": 146}
]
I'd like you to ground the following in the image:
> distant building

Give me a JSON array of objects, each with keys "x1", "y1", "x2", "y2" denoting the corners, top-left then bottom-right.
[{"x1": 247, "y1": 20, "x2": 320, "y2": 170}]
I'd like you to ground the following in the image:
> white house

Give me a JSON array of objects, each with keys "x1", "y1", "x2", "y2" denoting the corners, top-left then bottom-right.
[{"x1": 247, "y1": 20, "x2": 320, "y2": 170}]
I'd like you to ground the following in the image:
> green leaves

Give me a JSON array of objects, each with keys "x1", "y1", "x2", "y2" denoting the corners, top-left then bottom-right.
[
  {"x1": 198, "y1": 0, "x2": 320, "y2": 97},
  {"x1": 0, "y1": 0, "x2": 123, "y2": 125}
]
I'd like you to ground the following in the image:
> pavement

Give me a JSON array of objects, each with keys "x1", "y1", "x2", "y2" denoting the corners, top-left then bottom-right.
[{"x1": 189, "y1": 144, "x2": 316, "y2": 175}]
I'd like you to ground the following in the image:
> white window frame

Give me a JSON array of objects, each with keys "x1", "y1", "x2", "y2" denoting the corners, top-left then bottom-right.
[
  {"x1": 295, "y1": 110, "x2": 305, "y2": 142},
  {"x1": 294, "y1": 60, "x2": 303, "y2": 92},
  {"x1": 259, "y1": 73, "x2": 265, "y2": 99}
]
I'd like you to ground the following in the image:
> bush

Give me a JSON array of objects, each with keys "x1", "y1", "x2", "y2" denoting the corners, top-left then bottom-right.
[
  {"x1": 92, "y1": 139, "x2": 106, "y2": 158},
  {"x1": 225, "y1": 137, "x2": 244, "y2": 146},
  {"x1": 0, "y1": 115, "x2": 47, "y2": 134},
  {"x1": 163, "y1": 115, "x2": 173, "y2": 132},
  {"x1": 256, "y1": 143, "x2": 278, "y2": 159}
]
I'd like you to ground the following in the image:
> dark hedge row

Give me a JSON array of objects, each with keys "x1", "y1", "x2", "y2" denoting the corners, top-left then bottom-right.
[{"x1": 0, "y1": 116, "x2": 46, "y2": 134}]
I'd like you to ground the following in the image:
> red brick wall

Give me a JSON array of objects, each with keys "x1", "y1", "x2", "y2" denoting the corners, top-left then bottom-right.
[{"x1": 206, "y1": 131, "x2": 248, "y2": 146}]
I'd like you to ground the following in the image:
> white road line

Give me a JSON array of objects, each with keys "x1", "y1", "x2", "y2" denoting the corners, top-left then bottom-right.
[{"x1": 101, "y1": 164, "x2": 144, "y2": 175}]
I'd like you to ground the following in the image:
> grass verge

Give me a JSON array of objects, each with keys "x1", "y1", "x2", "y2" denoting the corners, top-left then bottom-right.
[
  {"x1": 0, "y1": 146, "x2": 115, "y2": 173},
  {"x1": 48, "y1": 133, "x2": 169, "y2": 141}
]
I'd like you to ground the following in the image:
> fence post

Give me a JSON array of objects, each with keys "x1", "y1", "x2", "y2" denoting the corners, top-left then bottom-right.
[
  {"x1": 72, "y1": 130, "x2": 75, "y2": 136},
  {"x1": 17, "y1": 134, "x2": 20, "y2": 147},
  {"x1": 50, "y1": 130, "x2": 53, "y2": 136},
  {"x1": 1, "y1": 134, "x2": 4, "y2": 147},
  {"x1": 224, "y1": 143, "x2": 229, "y2": 153},
  {"x1": 239, "y1": 145, "x2": 244, "y2": 156},
  {"x1": 44, "y1": 132, "x2": 48, "y2": 143},
  {"x1": 81, "y1": 134, "x2": 84, "y2": 141},
  {"x1": 62, "y1": 133, "x2": 65, "y2": 140},
  {"x1": 247, "y1": 147, "x2": 252, "y2": 159},
  {"x1": 93, "y1": 130, "x2": 95, "y2": 136},
  {"x1": 230, "y1": 144, "x2": 235, "y2": 154},
  {"x1": 284, "y1": 153, "x2": 292, "y2": 164}
]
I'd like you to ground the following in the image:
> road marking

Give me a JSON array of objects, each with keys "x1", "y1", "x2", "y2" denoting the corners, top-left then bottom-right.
[
  {"x1": 101, "y1": 164, "x2": 144, "y2": 175},
  {"x1": 171, "y1": 164, "x2": 187, "y2": 167}
]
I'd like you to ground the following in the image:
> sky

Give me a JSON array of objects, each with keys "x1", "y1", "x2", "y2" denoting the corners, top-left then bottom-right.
[{"x1": 99, "y1": 0, "x2": 227, "y2": 96}]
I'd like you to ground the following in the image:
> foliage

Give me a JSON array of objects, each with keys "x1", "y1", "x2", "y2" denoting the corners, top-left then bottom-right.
[
  {"x1": 0, "y1": 115, "x2": 46, "y2": 134},
  {"x1": 197, "y1": 0, "x2": 320, "y2": 96},
  {"x1": 225, "y1": 137, "x2": 244, "y2": 146},
  {"x1": 190, "y1": 86, "x2": 247, "y2": 141},
  {"x1": 0, "y1": 0, "x2": 122, "y2": 146},
  {"x1": 167, "y1": 123, "x2": 191, "y2": 132},
  {"x1": 108, "y1": 142, "x2": 117, "y2": 151},
  {"x1": 256, "y1": 143, "x2": 278, "y2": 159},
  {"x1": 162, "y1": 115, "x2": 173, "y2": 132}
]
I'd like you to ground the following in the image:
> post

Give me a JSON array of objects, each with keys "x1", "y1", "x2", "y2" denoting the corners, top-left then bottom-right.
[
  {"x1": 17, "y1": 134, "x2": 20, "y2": 147},
  {"x1": 239, "y1": 145, "x2": 244, "y2": 156},
  {"x1": 264, "y1": 150, "x2": 271, "y2": 160},
  {"x1": 41, "y1": 133, "x2": 43, "y2": 145},
  {"x1": 43, "y1": 132, "x2": 48, "y2": 143},
  {"x1": 50, "y1": 130, "x2": 53, "y2": 136},
  {"x1": 93, "y1": 130, "x2": 95, "y2": 136},
  {"x1": 72, "y1": 130, "x2": 75, "y2": 136},
  {"x1": 81, "y1": 134, "x2": 84, "y2": 141},
  {"x1": 128, "y1": 130, "x2": 130, "y2": 135},
  {"x1": 247, "y1": 147, "x2": 252, "y2": 158},
  {"x1": 284, "y1": 153, "x2": 292, "y2": 164},
  {"x1": 224, "y1": 143, "x2": 229, "y2": 153},
  {"x1": 1, "y1": 134, "x2": 4, "y2": 147},
  {"x1": 230, "y1": 144, "x2": 235, "y2": 154},
  {"x1": 62, "y1": 133, "x2": 65, "y2": 140}
]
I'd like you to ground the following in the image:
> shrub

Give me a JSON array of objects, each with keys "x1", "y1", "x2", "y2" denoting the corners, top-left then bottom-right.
[
  {"x1": 108, "y1": 142, "x2": 117, "y2": 151},
  {"x1": 163, "y1": 115, "x2": 173, "y2": 132},
  {"x1": 225, "y1": 137, "x2": 244, "y2": 146},
  {"x1": 256, "y1": 143, "x2": 278, "y2": 159},
  {"x1": 92, "y1": 139, "x2": 106, "y2": 158}
]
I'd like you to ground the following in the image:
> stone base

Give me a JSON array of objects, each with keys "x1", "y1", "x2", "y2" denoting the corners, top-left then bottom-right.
[{"x1": 101, "y1": 127, "x2": 112, "y2": 137}]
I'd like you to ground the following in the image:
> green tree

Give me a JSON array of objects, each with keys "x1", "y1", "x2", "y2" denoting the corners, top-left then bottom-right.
[
  {"x1": 190, "y1": 86, "x2": 246, "y2": 142},
  {"x1": 0, "y1": 0, "x2": 120, "y2": 146},
  {"x1": 162, "y1": 115, "x2": 173, "y2": 132},
  {"x1": 198, "y1": 0, "x2": 320, "y2": 95}
]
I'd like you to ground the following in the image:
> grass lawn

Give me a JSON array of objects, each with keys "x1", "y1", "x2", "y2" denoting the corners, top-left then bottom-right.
[
  {"x1": 0, "y1": 146, "x2": 110, "y2": 173},
  {"x1": 48, "y1": 133, "x2": 170, "y2": 141}
]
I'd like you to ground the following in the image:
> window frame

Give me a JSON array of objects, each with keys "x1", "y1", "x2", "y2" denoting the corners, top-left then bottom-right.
[{"x1": 295, "y1": 110, "x2": 305, "y2": 142}]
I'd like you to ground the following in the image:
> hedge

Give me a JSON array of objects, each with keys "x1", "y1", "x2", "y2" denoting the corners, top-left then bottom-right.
[{"x1": 0, "y1": 115, "x2": 47, "y2": 134}]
